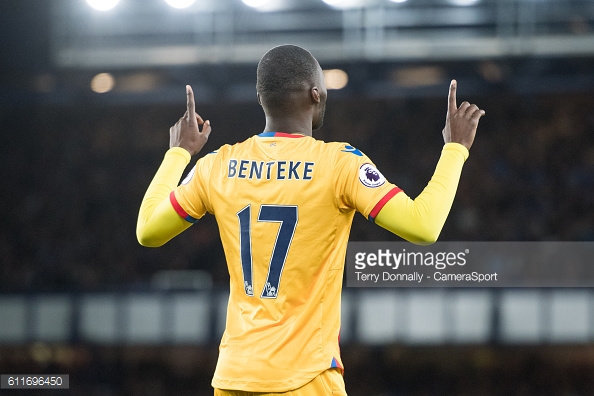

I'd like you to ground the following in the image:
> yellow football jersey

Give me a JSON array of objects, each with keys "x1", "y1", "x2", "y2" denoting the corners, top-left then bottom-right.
[{"x1": 172, "y1": 132, "x2": 400, "y2": 392}]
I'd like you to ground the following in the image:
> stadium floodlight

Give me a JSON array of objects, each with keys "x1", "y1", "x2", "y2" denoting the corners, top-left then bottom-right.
[
  {"x1": 389, "y1": 0, "x2": 408, "y2": 3},
  {"x1": 321, "y1": 0, "x2": 364, "y2": 9},
  {"x1": 448, "y1": 0, "x2": 480, "y2": 6},
  {"x1": 323, "y1": 69, "x2": 348, "y2": 90},
  {"x1": 86, "y1": 0, "x2": 120, "y2": 11},
  {"x1": 242, "y1": 0, "x2": 272, "y2": 8},
  {"x1": 165, "y1": 0, "x2": 196, "y2": 9},
  {"x1": 91, "y1": 73, "x2": 115, "y2": 93}
]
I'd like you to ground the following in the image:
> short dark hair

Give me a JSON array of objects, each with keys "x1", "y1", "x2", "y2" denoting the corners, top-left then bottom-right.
[{"x1": 257, "y1": 44, "x2": 320, "y2": 109}]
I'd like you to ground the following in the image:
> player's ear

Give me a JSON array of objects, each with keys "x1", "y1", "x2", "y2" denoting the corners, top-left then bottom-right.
[
  {"x1": 257, "y1": 92, "x2": 262, "y2": 106},
  {"x1": 310, "y1": 86, "x2": 320, "y2": 104}
]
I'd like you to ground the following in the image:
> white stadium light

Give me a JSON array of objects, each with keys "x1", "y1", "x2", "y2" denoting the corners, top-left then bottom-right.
[
  {"x1": 449, "y1": 0, "x2": 480, "y2": 6},
  {"x1": 321, "y1": 0, "x2": 364, "y2": 9},
  {"x1": 165, "y1": 0, "x2": 196, "y2": 9},
  {"x1": 86, "y1": 0, "x2": 120, "y2": 11},
  {"x1": 389, "y1": 0, "x2": 408, "y2": 3},
  {"x1": 242, "y1": 0, "x2": 272, "y2": 8}
]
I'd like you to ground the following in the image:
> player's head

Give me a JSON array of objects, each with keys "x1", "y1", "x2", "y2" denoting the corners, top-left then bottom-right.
[{"x1": 257, "y1": 44, "x2": 327, "y2": 131}]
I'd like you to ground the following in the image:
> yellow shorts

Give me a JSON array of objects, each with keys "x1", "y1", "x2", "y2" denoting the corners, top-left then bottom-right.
[{"x1": 213, "y1": 368, "x2": 347, "y2": 396}]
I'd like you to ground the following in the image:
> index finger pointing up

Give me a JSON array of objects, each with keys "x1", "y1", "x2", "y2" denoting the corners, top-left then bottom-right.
[
  {"x1": 186, "y1": 85, "x2": 196, "y2": 118},
  {"x1": 448, "y1": 79, "x2": 457, "y2": 114}
]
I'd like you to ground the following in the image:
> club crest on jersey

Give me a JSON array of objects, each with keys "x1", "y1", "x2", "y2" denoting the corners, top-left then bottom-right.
[
  {"x1": 181, "y1": 165, "x2": 196, "y2": 185},
  {"x1": 359, "y1": 163, "x2": 386, "y2": 188}
]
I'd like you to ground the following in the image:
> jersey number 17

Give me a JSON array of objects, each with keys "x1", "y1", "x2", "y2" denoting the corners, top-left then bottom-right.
[{"x1": 236, "y1": 204, "x2": 298, "y2": 299}]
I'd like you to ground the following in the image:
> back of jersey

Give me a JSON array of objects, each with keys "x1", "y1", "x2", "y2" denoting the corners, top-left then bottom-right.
[{"x1": 173, "y1": 132, "x2": 397, "y2": 392}]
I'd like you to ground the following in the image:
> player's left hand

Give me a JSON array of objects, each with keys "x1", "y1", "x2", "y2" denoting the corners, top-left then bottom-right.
[{"x1": 169, "y1": 85, "x2": 212, "y2": 156}]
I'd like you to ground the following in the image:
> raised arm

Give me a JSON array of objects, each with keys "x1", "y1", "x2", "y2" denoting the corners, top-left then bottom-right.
[
  {"x1": 374, "y1": 80, "x2": 484, "y2": 245},
  {"x1": 136, "y1": 85, "x2": 212, "y2": 247}
]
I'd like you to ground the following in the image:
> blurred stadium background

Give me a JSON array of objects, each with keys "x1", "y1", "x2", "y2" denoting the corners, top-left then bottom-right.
[{"x1": 1, "y1": 0, "x2": 594, "y2": 394}]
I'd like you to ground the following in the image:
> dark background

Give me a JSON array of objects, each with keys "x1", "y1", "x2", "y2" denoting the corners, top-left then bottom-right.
[{"x1": 1, "y1": 1, "x2": 594, "y2": 395}]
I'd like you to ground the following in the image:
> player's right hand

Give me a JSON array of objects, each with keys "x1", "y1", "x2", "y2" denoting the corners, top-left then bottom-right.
[
  {"x1": 169, "y1": 85, "x2": 212, "y2": 156},
  {"x1": 442, "y1": 80, "x2": 485, "y2": 151}
]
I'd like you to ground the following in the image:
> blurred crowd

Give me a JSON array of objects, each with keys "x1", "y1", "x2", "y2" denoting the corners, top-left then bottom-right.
[
  {"x1": 2, "y1": 88, "x2": 594, "y2": 396},
  {"x1": 1, "y1": 91, "x2": 594, "y2": 292},
  {"x1": 1, "y1": 344, "x2": 593, "y2": 396}
]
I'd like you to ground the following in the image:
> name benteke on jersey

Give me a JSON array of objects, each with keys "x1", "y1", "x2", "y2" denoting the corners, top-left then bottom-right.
[{"x1": 227, "y1": 159, "x2": 315, "y2": 181}]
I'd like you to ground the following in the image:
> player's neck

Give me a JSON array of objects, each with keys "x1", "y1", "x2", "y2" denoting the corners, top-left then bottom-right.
[{"x1": 263, "y1": 115, "x2": 313, "y2": 137}]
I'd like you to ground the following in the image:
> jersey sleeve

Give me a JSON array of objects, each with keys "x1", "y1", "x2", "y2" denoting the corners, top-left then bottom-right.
[
  {"x1": 334, "y1": 144, "x2": 402, "y2": 219},
  {"x1": 172, "y1": 150, "x2": 218, "y2": 222},
  {"x1": 136, "y1": 147, "x2": 194, "y2": 247},
  {"x1": 373, "y1": 143, "x2": 469, "y2": 244}
]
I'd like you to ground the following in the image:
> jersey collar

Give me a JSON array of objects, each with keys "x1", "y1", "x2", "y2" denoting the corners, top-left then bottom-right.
[{"x1": 258, "y1": 132, "x2": 306, "y2": 138}]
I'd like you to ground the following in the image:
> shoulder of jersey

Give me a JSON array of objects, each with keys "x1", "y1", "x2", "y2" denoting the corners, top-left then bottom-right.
[
  {"x1": 207, "y1": 139, "x2": 365, "y2": 159},
  {"x1": 331, "y1": 142, "x2": 366, "y2": 158},
  {"x1": 205, "y1": 143, "x2": 233, "y2": 157}
]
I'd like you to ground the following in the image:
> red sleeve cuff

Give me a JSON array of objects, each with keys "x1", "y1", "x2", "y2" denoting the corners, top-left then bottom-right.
[
  {"x1": 170, "y1": 191, "x2": 198, "y2": 223},
  {"x1": 368, "y1": 187, "x2": 402, "y2": 223}
]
